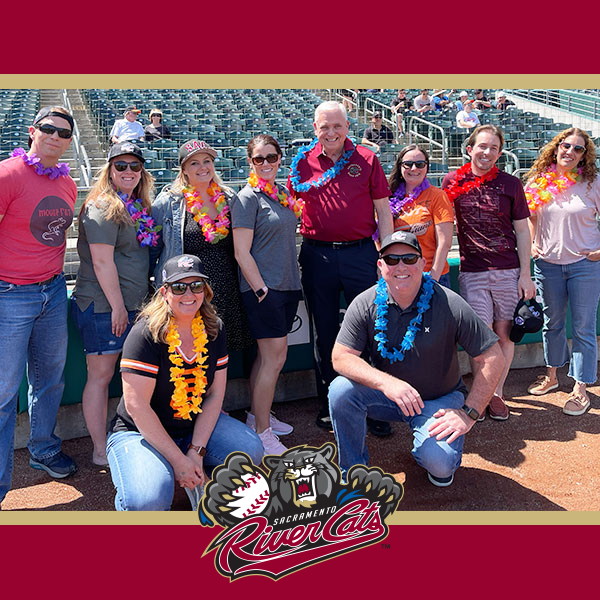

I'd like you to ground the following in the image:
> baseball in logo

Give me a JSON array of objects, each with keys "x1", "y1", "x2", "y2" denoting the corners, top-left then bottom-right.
[{"x1": 197, "y1": 442, "x2": 403, "y2": 580}]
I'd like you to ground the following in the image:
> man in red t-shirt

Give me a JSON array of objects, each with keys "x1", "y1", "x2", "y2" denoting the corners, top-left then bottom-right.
[
  {"x1": 0, "y1": 106, "x2": 78, "y2": 505},
  {"x1": 288, "y1": 101, "x2": 393, "y2": 430},
  {"x1": 442, "y1": 125, "x2": 535, "y2": 421}
]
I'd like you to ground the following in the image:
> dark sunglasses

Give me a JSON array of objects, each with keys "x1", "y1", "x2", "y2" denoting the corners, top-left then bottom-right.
[
  {"x1": 35, "y1": 124, "x2": 73, "y2": 139},
  {"x1": 560, "y1": 141, "x2": 586, "y2": 154},
  {"x1": 251, "y1": 153, "x2": 280, "y2": 165},
  {"x1": 381, "y1": 253, "x2": 420, "y2": 266},
  {"x1": 166, "y1": 281, "x2": 205, "y2": 295},
  {"x1": 113, "y1": 160, "x2": 143, "y2": 172},
  {"x1": 401, "y1": 160, "x2": 428, "y2": 169}
]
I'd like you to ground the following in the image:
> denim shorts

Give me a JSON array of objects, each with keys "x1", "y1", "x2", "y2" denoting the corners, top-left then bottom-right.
[
  {"x1": 70, "y1": 298, "x2": 137, "y2": 355},
  {"x1": 241, "y1": 289, "x2": 302, "y2": 339}
]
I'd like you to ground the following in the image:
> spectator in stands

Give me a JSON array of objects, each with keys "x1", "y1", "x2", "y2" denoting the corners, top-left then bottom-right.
[
  {"x1": 361, "y1": 112, "x2": 394, "y2": 153},
  {"x1": 287, "y1": 100, "x2": 393, "y2": 433},
  {"x1": 387, "y1": 145, "x2": 454, "y2": 287},
  {"x1": 328, "y1": 231, "x2": 504, "y2": 486},
  {"x1": 455, "y1": 91, "x2": 469, "y2": 112},
  {"x1": 71, "y1": 142, "x2": 156, "y2": 466},
  {"x1": 230, "y1": 134, "x2": 301, "y2": 455},
  {"x1": 413, "y1": 89, "x2": 433, "y2": 114},
  {"x1": 106, "y1": 254, "x2": 263, "y2": 510},
  {"x1": 456, "y1": 101, "x2": 481, "y2": 129},
  {"x1": 473, "y1": 89, "x2": 492, "y2": 110},
  {"x1": 442, "y1": 125, "x2": 536, "y2": 421},
  {"x1": 390, "y1": 88, "x2": 410, "y2": 134},
  {"x1": 525, "y1": 128, "x2": 600, "y2": 416},
  {"x1": 431, "y1": 89, "x2": 454, "y2": 112},
  {"x1": 109, "y1": 106, "x2": 145, "y2": 144},
  {"x1": 150, "y1": 140, "x2": 252, "y2": 353},
  {"x1": 144, "y1": 109, "x2": 171, "y2": 142},
  {"x1": 341, "y1": 89, "x2": 357, "y2": 117},
  {"x1": 494, "y1": 91, "x2": 515, "y2": 111},
  {"x1": 0, "y1": 106, "x2": 78, "y2": 503}
]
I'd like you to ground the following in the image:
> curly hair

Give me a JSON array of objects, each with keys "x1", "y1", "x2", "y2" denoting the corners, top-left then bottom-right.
[
  {"x1": 388, "y1": 144, "x2": 430, "y2": 194},
  {"x1": 526, "y1": 128, "x2": 597, "y2": 184}
]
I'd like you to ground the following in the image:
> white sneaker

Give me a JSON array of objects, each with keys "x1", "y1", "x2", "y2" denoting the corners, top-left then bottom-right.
[
  {"x1": 246, "y1": 411, "x2": 293, "y2": 436},
  {"x1": 258, "y1": 427, "x2": 288, "y2": 455},
  {"x1": 185, "y1": 484, "x2": 204, "y2": 511}
]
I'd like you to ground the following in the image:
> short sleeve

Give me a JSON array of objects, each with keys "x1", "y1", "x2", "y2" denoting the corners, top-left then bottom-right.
[
  {"x1": 0, "y1": 162, "x2": 16, "y2": 215},
  {"x1": 120, "y1": 322, "x2": 161, "y2": 379},
  {"x1": 369, "y1": 156, "x2": 391, "y2": 199},
  {"x1": 429, "y1": 188, "x2": 454, "y2": 225},
  {"x1": 335, "y1": 291, "x2": 371, "y2": 353},
  {"x1": 230, "y1": 186, "x2": 259, "y2": 229},
  {"x1": 510, "y1": 177, "x2": 531, "y2": 222},
  {"x1": 81, "y1": 200, "x2": 120, "y2": 246},
  {"x1": 212, "y1": 322, "x2": 229, "y2": 371}
]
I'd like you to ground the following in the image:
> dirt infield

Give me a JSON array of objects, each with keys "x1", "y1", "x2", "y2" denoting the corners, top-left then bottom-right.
[{"x1": 2, "y1": 364, "x2": 599, "y2": 511}]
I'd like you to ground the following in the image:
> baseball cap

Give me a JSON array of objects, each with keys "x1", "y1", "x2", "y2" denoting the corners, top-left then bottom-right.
[
  {"x1": 32, "y1": 106, "x2": 74, "y2": 130},
  {"x1": 509, "y1": 298, "x2": 543, "y2": 343},
  {"x1": 373, "y1": 111, "x2": 383, "y2": 118},
  {"x1": 125, "y1": 106, "x2": 141, "y2": 114},
  {"x1": 162, "y1": 254, "x2": 209, "y2": 284},
  {"x1": 108, "y1": 141, "x2": 145, "y2": 163},
  {"x1": 179, "y1": 139, "x2": 218, "y2": 165},
  {"x1": 459, "y1": 91, "x2": 468, "y2": 98},
  {"x1": 497, "y1": 90, "x2": 507, "y2": 98},
  {"x1": 379, "y1": 231, "x2": 422, "y2": 256}
]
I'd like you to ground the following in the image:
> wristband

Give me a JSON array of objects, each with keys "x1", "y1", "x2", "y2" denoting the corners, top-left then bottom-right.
[{"x1": 187, "y1": 443, "x2": 207, "y2": 456}]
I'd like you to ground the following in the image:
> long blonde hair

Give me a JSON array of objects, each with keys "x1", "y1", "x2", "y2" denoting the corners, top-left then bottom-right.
[{"x1": 137, "y1": 281, "x2": 220, "y2": 343}]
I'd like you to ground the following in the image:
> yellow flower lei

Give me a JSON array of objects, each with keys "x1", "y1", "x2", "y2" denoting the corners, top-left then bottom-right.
[{"x1": 165, "y1": 314, "x2": 209, "y2": 420}]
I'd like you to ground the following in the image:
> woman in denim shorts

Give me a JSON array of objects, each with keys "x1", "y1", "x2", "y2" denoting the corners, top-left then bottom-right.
[{"x1": 71, "y1": 142, "x2": 155, "y2": 465}]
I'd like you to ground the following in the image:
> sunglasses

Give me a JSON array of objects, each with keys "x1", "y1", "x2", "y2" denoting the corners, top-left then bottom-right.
[
  {"x1": 380, "y1": 253, "x2": 420, "y2": 266},
  {"x1": 166, "y1": 281, "x2": 205, "y2": 295},
  {"x1": 401, "y1": 160, "x2": 428, "y2": 169},
  {"x1": 251, "y1": 153, "x2": 280, "y2": 165},
  {"x1": 35, "y1": 124, "x2": 73, "y2": 139},
  {"x1": 113, "y1": 160, "x2": 143, "y2": 172},
  {"x1": 560, "y1": 142, "x2": 586, "y2": 154}
]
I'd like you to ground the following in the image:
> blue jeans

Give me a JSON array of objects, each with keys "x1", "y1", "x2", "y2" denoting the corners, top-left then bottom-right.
[
  {"x1": 533, "y1": 257, "x2": 600, "y2": 384},
  {"x1": 106, "y1": 413, "x2": 264, "y2": 511},
  {"x1": 0, "y1": 275, "x2": 68, "y2": 502},
  {"x1": 437, "y1": 272, "x2": 451, "y2": 289},
  {"x1": 329, "y1": 376, "x2": 465, "y2": 479}
]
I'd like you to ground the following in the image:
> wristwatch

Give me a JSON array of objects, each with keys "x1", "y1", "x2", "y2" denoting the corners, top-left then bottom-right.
[
  {"x1": 461, "y1": 404, "x2": 480, "y2": 421},
  {"x1": 255, "y1": 286, "x2": 267, "y2": 299},
  {"x1": 187, "y1": 443, "x2": 207, "y2": 456}
]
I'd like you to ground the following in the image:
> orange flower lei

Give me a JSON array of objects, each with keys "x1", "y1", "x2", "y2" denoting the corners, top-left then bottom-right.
[
  {"x1": 248, "y1": 172, "x2": 304, "y2": 218},
  {"x1": 183, "y1": 181, "x2": 230, "y2": 243},
  {"x1": 165, "y1": 314, "x2": 208, "y2": 420}
]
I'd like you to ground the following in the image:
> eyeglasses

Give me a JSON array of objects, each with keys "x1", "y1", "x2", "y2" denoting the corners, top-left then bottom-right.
[
  {"x1": 113, "y1": 160, "x2": 143, "y2": 172},
  {"x1": 166, "y1": 281, "x2": 205, "y2": 295},
  {"x1": 35, "y1": 124, "x2": 73, "y2": 139},
  {"x1": 401, "y1": 160, "x2": 428, "y2": 169},
  {"x1": 251, "y1": 153, "x2": 280, "y2": 165},
  {"x1": 560, "y1": 142, "x2": 586, "y2": 154},
  {"x1": 380, "y1": 253, "x2": 420, "y2": 266}
]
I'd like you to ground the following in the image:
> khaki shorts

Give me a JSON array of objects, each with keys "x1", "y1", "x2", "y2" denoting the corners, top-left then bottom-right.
[{"x1": 458, "y1": 268, "x2": 520, "y2": 324}]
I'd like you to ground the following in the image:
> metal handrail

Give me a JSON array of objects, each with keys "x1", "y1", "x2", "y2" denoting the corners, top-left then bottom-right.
[
  {"x1": 60, "y1": 89, "x2": 92, "y2": 187},
  {"x1": 362, "y1": 97, "x2": 397, "y2": 138},
  {"x1": 509, "y1": 89, "x2": 600, "y2": 122},
  {"x1": 406, "y1": 115, "x2": 447, "y2": 164}
]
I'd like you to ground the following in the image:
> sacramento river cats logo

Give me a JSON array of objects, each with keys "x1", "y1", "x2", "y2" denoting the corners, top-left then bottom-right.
[{"x1": 198, "y1": 442, "x2": 403, "y2": 580}]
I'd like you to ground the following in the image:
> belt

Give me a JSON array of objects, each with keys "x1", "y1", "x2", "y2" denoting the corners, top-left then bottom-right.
[
  {"x1": 303, "y1": 237, "x2": 372, "y2": 249},
  {"x1": 36, "y1": 273, "x2": 61, "y2": 286}
]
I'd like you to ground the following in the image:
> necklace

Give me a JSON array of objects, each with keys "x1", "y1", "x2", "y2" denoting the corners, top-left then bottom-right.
[
  {"x1": 183, "y1": 181, "x2": 230, "y2": 243},
  {"x1": 11, "y1": 147, "x2": 69, "y2": 179},
  {"x1": 165, "y1": 314, "x2": 209, "y2": 420},
  {"x1": 247, "y1": 172, "x2": 304, "y2": 217},
  {"x1": 390, "y1": 178, "x2": 431, "y2": 217},
  {"x1": 117, "y1": 191, "x2": 162, "y2": 247},
  {"x1": 374, "y1": 274, "x2": 434, "y2": 363},
  {"x1": 444, "y1": 162, "x2": 499, "y2": 203},
  {"x1": 289, "y1": 137, "x2": 355, "y2": 192},
  {"x1": 525, "y1": 164, "x2": 581, "y2": 212}
]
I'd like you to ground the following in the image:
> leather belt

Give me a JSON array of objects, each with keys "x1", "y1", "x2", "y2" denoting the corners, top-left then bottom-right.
[
  {"x1": 303, "y1": 237, "x2": 372, "y2": 249},
  {"x1": 36, "y1": 273, "x2": 61, "y2": 286}
]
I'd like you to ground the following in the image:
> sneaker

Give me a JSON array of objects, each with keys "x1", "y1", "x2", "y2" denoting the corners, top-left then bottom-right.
[
  {"x1": 528, "y1": 375, "x2": 559, "y2": 396},
  {"x1": 367, "y1": 417, "x2": 393, "y2": 437},
  {"x1": 488, "y1": 394, "x2": 509, "y2": 421},
  {"x1": 563, "y1": 392, "x2": 591, "y2": 416},
  {"x1": 29, "y1": 451, "x2": 77, "y2": 479},
  {"x1": 185, "y1": 484, "x2": 204, "y2": 511},
  {"x1": 246, "y1": 411, "x2": 293, "y2": 436},
  {"x1": 477, "y1": 411, "x2": 486, "y2": 422},
  {"x1": 316, "y1": 410, "x2": 333, "y2": 430},
  {"x1": 427, "y1": 472, "x2": 454, "y2": 487},
  {"x1": 258, "y1": 427, "x2": 288, "y2": 455}
]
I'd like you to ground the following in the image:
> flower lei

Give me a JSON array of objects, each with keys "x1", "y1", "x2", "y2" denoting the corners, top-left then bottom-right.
[
  {"x1": 444, "y1": 162, "x2": 499, "y2": 203},
  {"x1": 183, "y1": 181, "x2": 230, "y2": 243},
  {"x1": 247, "y1": 172, "x2": 304, "y2": 218},
  {"x1": 117, "y1": 191, "x2": 162, "y2": 247},
  {"x1": 524, "y1": 164, "x2": 582, "y2": 212},
  {"x1": 165, "y1": 314, "x2": 208, "y2": 420},
  {"x1": 289, "y1": 137, "x2": 355, "y2": 192},
  {"x1": 11, "y1": 147, "x2": 69, "y2": 179},
  {"x1": 374, "y1": 274, "x2": 434, "y2": 363}
]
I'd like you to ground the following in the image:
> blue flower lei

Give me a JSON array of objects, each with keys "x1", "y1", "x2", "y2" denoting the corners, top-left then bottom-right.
[
  {"x1": 117, "y1": 191, "x2": 162, "y2": 248},
  {"x1": 289, "y1": 138, "x2": 355, "y2": 192},
  {"x1": 374, "y1": 273, "x2": 434, "y2": 363}
]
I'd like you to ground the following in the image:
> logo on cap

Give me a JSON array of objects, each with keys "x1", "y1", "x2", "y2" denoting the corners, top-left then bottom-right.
[
  {"x1": 185, "y1": 140, "x2": 209, "y2": 152},
  {"x1": 177, "y1": 256, "x2": 194, "y2": 269}
]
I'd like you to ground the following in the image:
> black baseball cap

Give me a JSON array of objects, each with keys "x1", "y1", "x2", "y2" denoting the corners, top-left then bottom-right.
[
  {"x1": 178, "y1": 139, "x2": 218, "y2": 166},
  {"x1": 162, "y1": 254, "x2": 209, "y2": 284},
  {"x1": 509, "y1": 298, "x2": 544, "y2": 343},
  {"x1": 379, "y1": 231, "x2": 422, "y2": 256},
  {"x1": 108, "y1": 141, "x2": 145, "y2": 163}
]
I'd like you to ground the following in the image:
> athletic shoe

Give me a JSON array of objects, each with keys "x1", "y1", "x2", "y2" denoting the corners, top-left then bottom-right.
[
  {"x1": 258, "y1": 427, "x2": 288, "y2": 455},
  {"x1": 488, "y1": 394, "x2": 510, "y2": 421},
  {"x1": 563, "y1": 393, "x2": 590, "y2": 416},
  {"x1": 528, "y1": 375, "x2": 559, "y2": 396},
  {"x1": 316, "y1": 410, "x2": 333, "y2": 430},
  {"x1": 427, "y1": 472, "x2": 454, "y2": 487},
  {"x1": 246, "y1": 411, "x2": 293, "y2": 436},
  {"x1": 367, "y1": 417, "x2": 393, "y2": 437},
  {"x1": 29, "y1": 451, "x2": 77, "y2": 479},
  {"x1": 185, "y1": 484, "x2": 204, "y2": 511}
]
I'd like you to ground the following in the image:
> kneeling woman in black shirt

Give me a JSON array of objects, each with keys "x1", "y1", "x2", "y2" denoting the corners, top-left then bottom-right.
[{"x1": 106, "y1": 254, "x2": 263, "y2": 510}]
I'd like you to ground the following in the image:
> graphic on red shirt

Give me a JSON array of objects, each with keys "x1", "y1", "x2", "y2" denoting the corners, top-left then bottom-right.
[{"x1": 30, "y1": 195, "x2": 73, "y2": 247}]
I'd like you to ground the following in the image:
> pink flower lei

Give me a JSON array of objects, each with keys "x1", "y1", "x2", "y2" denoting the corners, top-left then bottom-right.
[
  {"x1": 11, "y1": 147, "x2": 70, "y2": 179},
  {"x1": 248, "y1": 172, "x2": 303, "y2": 218},
  {"x1": 524, "y1": 164, "x2": 582, "y2": 212},
  {"x1": 183, "y1": 181, "x2": 230, "y2": 244}
]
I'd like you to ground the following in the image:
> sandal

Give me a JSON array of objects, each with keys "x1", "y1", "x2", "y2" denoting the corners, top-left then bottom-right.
[{"x1": 563, "y1": 392, "x2": 590, "y2": 416}]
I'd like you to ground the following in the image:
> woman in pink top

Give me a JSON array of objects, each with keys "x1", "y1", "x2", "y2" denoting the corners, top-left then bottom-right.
[{"x1": 525, "y1": 128, "x2": 600, "y2": 416}]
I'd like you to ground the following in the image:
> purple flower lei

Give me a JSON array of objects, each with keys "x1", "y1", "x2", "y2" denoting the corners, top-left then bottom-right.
[
  {"x1": 117, "y1": 191, "x2": 162, "y2": 248},
  {"x1": 11, "y1": 148, "x2": 70, "y2": 180}
]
